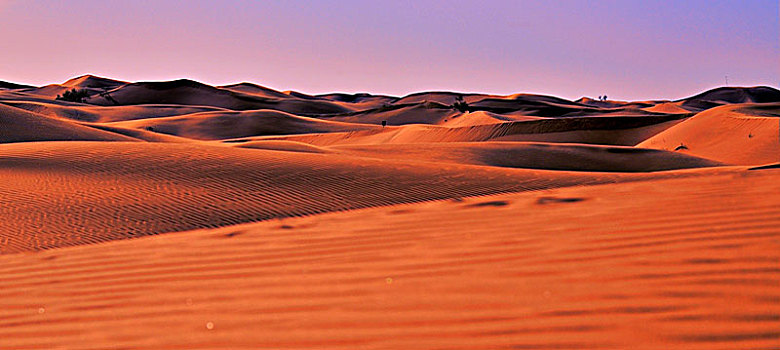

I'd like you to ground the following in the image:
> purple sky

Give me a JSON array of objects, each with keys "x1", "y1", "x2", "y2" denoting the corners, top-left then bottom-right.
[{"x1": 1, "y1": 0, "x2": 777, "y2": 100}]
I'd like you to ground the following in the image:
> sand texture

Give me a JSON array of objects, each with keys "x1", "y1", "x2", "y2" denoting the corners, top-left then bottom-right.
[{"x1": 1, "y1": 76, "x2": 779, "y2": 349}]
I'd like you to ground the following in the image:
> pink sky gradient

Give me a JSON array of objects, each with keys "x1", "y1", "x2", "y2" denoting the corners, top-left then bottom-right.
[{"x1": 1, "y1": 0, "x2": 777, "y2": 100}]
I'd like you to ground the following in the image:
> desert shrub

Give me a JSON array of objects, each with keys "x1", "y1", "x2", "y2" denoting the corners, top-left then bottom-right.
[
  {"x1": 56, "y1": 88, "x2": 90, "y2": 103},
  {"x1": 452, "y1": 95, "x2": 469, "y2": 112}
]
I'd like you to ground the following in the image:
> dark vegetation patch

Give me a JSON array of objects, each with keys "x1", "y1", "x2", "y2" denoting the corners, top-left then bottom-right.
[{"x1": 56, "y1": 88, "x2": 90, "y2": 103}]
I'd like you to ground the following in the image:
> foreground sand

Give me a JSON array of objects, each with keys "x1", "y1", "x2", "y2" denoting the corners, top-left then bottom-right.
[
  {"x1": 1, "y1": 76, "x2": 779, "y2": 349},
  {"x1": 1, "y1": 167, "x2": 778, "y2": 349}
]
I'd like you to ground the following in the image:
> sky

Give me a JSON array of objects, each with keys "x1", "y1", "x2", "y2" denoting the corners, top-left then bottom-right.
[{"x1": 0, "y1": 0, "x2": 777, "y2": 100}]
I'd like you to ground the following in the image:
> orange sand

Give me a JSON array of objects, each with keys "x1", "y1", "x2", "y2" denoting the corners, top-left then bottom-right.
[{"x1": 1, "y1": 75, "x2": 778, "y2": 349}]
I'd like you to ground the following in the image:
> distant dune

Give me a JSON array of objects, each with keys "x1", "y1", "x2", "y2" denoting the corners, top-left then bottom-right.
[
  {"x1": 0, "y1": 80, "x2": 35, "y2": 89},
  {"x1": 332, "y1": 141, "x2": 722, "y2": 172},
  {"x1": 258, "y1": 114, "x2": 689, "y2": 146},
  {"x1": 0, "y1": 103, "x2": 136, "y2": 142},
  {"x1": 86, "y1": 79, "x2": 353, "y2": 115},
  {"x1": 61, "y1": 74, "x2": 127, "y2": 90},
  {"x1": 0, "y1": 76, "x2": 778, "y2": 349},
  {"x1": 638, "y1": 103, "x2": 780, "y2": 165},
  {"x1": 0, "y1": 141, "x2": 639, "y2": 253},
  {"x1": 108, "y1": 109, "x2": 381, "y2": 140}
]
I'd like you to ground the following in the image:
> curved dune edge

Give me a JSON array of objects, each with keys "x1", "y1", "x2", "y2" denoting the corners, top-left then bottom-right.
[
  {"x1": 107, "y1": 109, "x2": 380, "y2": 140},
  {"x1": 331, "y1": 141, "x2": 722, "y2": 172},
  {"x1": 2, "y1": 141, "x2": 673, "y2": 253},
  {"x1": 0, "y1": 141, "x2": 735, "y2": 253},
  {"x1": 256, "y1": 115, "x2": 688, "y2": 147},
  {"x1": 1, "y1": 100, "x2": 228, "y2": 123},
  {"x1": 0, "y1": 104, "x2": 138, "y2": 143},
  {"x1": 638, "y1": 103, "x2": 780, "y2": 165},
  {"x1": 0, "y1": 168, "x2": 777, "y2": 349},
  {"x1": 235, "y1": 140, "x2": 723, "y2": 172},
  {"x1": 232, "y1": 139, "x2": 334, "y2": 153}
]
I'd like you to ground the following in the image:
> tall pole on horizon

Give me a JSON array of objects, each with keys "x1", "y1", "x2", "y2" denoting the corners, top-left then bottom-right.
[{"x1": 725, "y1": 75, "x2": 729, "y2": 86}]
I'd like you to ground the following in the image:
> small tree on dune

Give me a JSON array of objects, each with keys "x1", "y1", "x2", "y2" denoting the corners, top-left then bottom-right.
[
  {"x1": 452, "y1": 95, "x2": 469, "y2": 113},
  {"x1": 56, "y1": 88, "x2": 90, "y2": 103}
]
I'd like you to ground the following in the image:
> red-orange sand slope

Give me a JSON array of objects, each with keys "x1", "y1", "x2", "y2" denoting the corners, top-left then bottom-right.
[{"x1": 0, "y1": 167, "x2": 778, "y2": 350}]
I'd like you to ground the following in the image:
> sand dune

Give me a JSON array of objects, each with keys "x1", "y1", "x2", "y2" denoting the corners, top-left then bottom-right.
[
  {"x1": 680, "y1": 86, "x2": 780, "y2": 104},
  {"x1": 0, "y1": 80, "x2": 34, "y2": 89},
  {"x1": 15, "y1": 75, "x2": 128, "y2": 99},
  {"x1": 442, "y1": 110, "x2": 543, "y2": 127},
  {"x1": 1, "y1": 75, "x2": 779, "y2": 349},
  {"x1": 283, "y1": 90, "x2": 322, "y2": 100},
  {"x1": 109, "y1": 109, "x2": 381, "y2": 140},
  {"x1": 642, "y1": 102, "x2": 692, "y2": 114},
  {"x1": 261, "y1": 114, "x2": 688, "y2": 146},
  {"x1": 332, "y1": 141, "x2": 722, "y2": 172},
  {"x1": 61, "y1": 74, "x2": 127, "y2": 90},
  {"x1": 315, "y1": 93, "x2": 400, "y2": 112},
  {"x1": 86, "y1": 79, "x2": 354, "y2": 115},
  {"x1": 84, "y1": 123, "x2": 196, "y2": 143},
  {"x1": 20, "y1": 84, "x2": 80, "y2": 98},
  {"x1": 322, "y1": 102, "x2": 461, "y2": 125},
  {"x1": 234, "y1": 139, "x2": 335, "y2": 153},
  {"x1": 471, "y1": 95, "x2": 597, "y2": 117},
  {"x1": 0, "y1": 104, "x2": 136, "y2": 143},
  {"x1": 218, "y1": 82, "x2": 292, "y2": 99},
  {"x1": 316, "y1": 92, "x2": 398, "y2": 104},
  {"x1": 2, "y1": 100, "x2": 228, "y2": 122},
  {"x1": 0, "y1": 141, "x2": 645, "y2": 253},
  {"x1": 638, "y1": 103, "x2": 780, "y2": 165},
  {"x1": 391, "y1": 91, "x2": 481, "y2": 105},
  {"x1": 676, "y1": 86, "x2": 780, "y2": 111}
]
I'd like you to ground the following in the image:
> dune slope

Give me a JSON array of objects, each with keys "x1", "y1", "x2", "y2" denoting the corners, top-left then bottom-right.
[
  {"x1": 87, "y1": 79, "x2": 354, "y2": 115},
  {"x1": 333, "y1": 141, "x2": 722, "y2": 172},
  {"x1": 0, "y1": 141, "x2": 651, "y2": 253},
  {"x1": 260, "y1": 114, "x2": 688, "y2": 146},
  {"x1": 638, "y1": 103, "x2": 780, "y2": 165},
  {"x1": 0, "y1": 104, "x2": 137, "y2": 143},
  {"x1": 109, "y1": 109, "x2": 380, "y2": 140}
]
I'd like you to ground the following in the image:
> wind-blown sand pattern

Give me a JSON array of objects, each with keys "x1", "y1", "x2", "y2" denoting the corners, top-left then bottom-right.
[{"x1": 1, "y1": 75, "x2": 778, "y2": 349}]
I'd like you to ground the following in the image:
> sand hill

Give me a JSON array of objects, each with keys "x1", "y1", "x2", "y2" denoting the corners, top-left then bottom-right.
[
  {"x1": 0, "y1": 75, "x2": 778, "y2": 349},
  {"x1": 108, "y1": 109, "x2": 381, "y2": 140},
  {"x1": 638, "y1": 103, "x2": 780, "y2": 165},
  {"x1": 86, "y1": 79, "x2": 353, "y2": 115},
  {"x1": 0, "y1": 103, "x2": 136, "y2": 143},
  {"x1": 0, "y1": 80, "x2": 35, "y2": 89}
]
